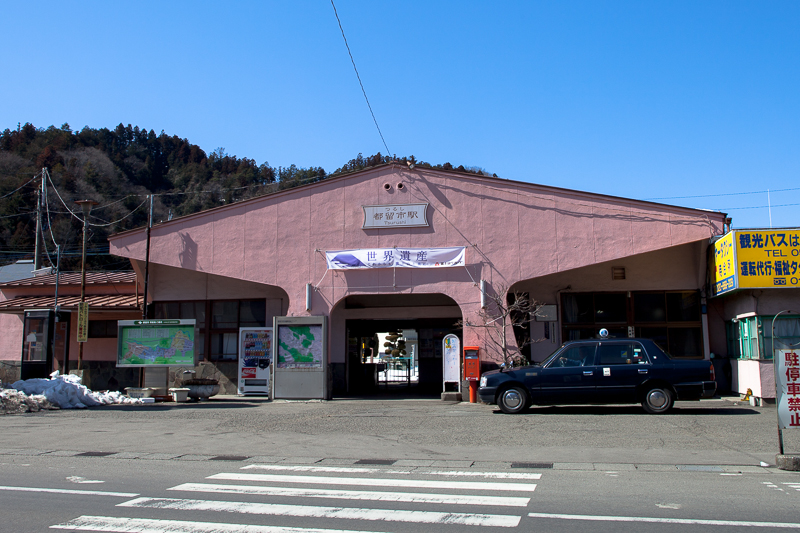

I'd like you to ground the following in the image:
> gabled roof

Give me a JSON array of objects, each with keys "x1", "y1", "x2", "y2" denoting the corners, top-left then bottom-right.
[
  {"x1": 0, "y1": 293, "x2": 140, "y2": 312},
  {"x1": 109, "y1": 163, "x2": 728, "y2": 239},
  {"x1": 0, "y1": 271, "x2": 136, "y2": 288}
]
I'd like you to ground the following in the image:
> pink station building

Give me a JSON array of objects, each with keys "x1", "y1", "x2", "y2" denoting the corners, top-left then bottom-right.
[{"x1": 1, "y1": 163, "x2": 798, "y2": 401}]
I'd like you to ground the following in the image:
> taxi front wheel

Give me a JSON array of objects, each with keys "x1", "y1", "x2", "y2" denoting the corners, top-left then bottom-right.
[{"x1": 498, "y1": 386, "x2": 529, "y2": 414}]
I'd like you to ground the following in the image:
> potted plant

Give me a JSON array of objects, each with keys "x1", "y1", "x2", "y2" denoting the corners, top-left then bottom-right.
[{"x1": 177, "y1": 367, "x2": 221, "y2": 400}]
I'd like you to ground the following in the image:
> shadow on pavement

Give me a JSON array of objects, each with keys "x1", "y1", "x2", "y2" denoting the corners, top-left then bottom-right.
[
  {"x1": 98, "y1": 400, "x2": 265, "y2": 412},
  {"x1": 493, "y1": 404, "x2": 762, "y2": 416}
]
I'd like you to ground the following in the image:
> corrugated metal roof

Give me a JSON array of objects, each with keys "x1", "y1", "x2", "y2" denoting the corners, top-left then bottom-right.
[
  {"x1": 0, "y1": 293, "x2": 140, "y2": 312},
  {"x1": 0, "y1": 271, "x2": 136, "y2": 287}
]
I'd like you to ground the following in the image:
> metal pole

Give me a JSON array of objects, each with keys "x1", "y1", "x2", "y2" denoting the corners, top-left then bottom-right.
[
  {"x1": 772, "y1": 309, "x2": 792, "y2": 456},
  {"x1": 34, "y1": 170, "x2": 44, "y2": 270},
  {"x1": 54, "y1": 245, "x2": 67, "y2": 373},
  {"x1": 142, "y1": 195, "x2": 153, "y2": 320},
  {"x1": 77, "y1": 215, "x2": 87, "y2": 370}
]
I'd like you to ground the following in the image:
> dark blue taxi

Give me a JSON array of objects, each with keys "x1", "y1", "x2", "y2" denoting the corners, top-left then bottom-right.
[{"x1": 478, "y1": 336, "x2": 716, "y2": 414}]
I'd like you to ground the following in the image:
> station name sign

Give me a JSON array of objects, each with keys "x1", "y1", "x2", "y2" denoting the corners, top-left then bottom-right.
[
  {"x1": 711, "y1": 229, "x2": 800, "y2": 296},
  {"x1": 362, "y1": 203, "x2": 428, "y2": 229}
]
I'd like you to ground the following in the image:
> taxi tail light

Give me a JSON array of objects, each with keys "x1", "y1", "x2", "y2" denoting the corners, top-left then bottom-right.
[{"x1": 709, "y1": 362, "x2": 716, "y2": 382}]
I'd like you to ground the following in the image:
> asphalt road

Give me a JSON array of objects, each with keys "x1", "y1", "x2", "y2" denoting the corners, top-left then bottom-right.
[
  {"x1": 2, "y1": 453, "x2": 799, "y2": 533},
  {"x1": 2, "y1": 396, "x2": 800, "y2": 532},
  {"x1": 0, "y1": 397, "x2": 794, "y2": 465}
]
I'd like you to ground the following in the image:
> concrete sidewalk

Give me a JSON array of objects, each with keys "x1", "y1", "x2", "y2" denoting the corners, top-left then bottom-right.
[{"x1": 0, "y1": 395, "x2": 795, "y2": 470}]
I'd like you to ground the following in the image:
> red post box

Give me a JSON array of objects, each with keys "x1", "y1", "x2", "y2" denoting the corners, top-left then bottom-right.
[{"x1": 464, "y1": 346, "x2": 480, "y2": 403}]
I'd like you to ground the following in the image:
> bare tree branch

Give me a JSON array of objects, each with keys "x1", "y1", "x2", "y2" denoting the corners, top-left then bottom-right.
[{"x1": 456, "y1": 282, "x2": 545, "y2": 368}]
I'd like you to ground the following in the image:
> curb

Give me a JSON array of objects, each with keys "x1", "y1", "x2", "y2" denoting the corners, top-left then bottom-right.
[
  {"x1": 777, "y1": 454, "x2": 800, "y2": 471},
  {"x1": 0, "y1": 449, "x2": 789, "y2": 473}
]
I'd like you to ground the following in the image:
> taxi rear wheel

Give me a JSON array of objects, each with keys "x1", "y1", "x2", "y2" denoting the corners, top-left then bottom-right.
[
  {"x1": 642, "y1": 386, "x2": 674, "y2": 414},
  {"x1": 498, "y1": 386, "x2": 529, "y2": 414}
]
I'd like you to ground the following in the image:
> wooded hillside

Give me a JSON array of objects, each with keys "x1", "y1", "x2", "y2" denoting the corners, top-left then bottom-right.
[{"x1": 0, "y1": 122, "x2": 493, "y2": 271}]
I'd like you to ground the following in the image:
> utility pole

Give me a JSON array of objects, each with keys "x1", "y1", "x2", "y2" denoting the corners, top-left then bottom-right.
[
  {"x1": 142, "y1": 195, "x2": 153, "y2": 319},
  {"x1": 33, "y1": 169, "x2": 45, "y2": 270},
  {"x1": 74, "y1": 200, "x2": 98, "y2": 372}
]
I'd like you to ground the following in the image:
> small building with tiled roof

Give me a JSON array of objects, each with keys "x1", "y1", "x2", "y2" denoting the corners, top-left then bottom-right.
[{"x1": 0, "y1": 271, "x2": 142, "y2": 389}]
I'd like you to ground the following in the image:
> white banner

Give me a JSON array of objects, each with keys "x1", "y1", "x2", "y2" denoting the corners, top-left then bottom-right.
[{"x1": 326, "y1": 247, "x2": 466, "y2": 270}]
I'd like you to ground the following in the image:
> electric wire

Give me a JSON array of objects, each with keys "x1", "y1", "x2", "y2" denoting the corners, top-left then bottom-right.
[
  {"x1": 85, "y1": 198, "x2": 148, "y2": 227},
  {"x1": 330, "y1": 0, "x2": 391, "y2": 156},
  {"x1": 646, "y1": 187, "x2": 800, "y2": 200},
  {"x1": 43, "y1": 169, "x2": 59, "y2": 247},
  {"x1": 0, "y1": 174, "x2": 40, "y2": 199},
  {"x1": 44, "y1": 170, "x2": 85, "y2": 223},
  {"x1": 718, "y1": 202, "x2": 800, "y2": 210},
  {"x1": 44, "y1": 170, "x2": 148, "y2": 227},
  {"x1": 0, "y1": 211, "x2": 35, "y2": 219}
]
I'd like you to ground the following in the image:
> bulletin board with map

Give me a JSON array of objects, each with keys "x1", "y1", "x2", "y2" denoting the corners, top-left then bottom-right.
[
  {"x1": 117, "y1": 319, "x2": 197, "y2": 367},
  {"x1": 272, "y1": 316, "x2": 328, "y2": 399},
  {"x1": 277, "y1": 324, "x2": 323, "y2": 369}
]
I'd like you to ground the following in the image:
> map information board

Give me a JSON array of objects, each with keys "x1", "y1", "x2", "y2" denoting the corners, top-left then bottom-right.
[
  {"x1": 277, "y1": 325, "x2": 323, "y2": 369},
  {"x1": 117, "y1": 319, "x2": 196, "y2": 367}
]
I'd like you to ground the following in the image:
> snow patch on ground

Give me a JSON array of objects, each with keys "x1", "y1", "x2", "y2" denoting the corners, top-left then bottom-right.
[
  {"x1": 1, "y1": 372, "x2": 142, "y2": 414},
  {"x1": 0, "y1": 388, "x2": 56, "y2": 414}
]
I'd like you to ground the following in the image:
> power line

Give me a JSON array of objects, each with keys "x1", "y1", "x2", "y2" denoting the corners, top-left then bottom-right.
[
  {"x1": 717, "y1": 202, "x2": 800, "y2": 210},
  {"x1": 0, "y1": 174, "x2": 39, "y2": 199},
  {"x1": 0, "y1": 211, "x2": 35, "y2": 219},
  {"x1": 330, "y1": 0, "x2": 391, "y2": 157},
  {"x1": 647, "y1": 186, "x2": 800, "y2": 201}
]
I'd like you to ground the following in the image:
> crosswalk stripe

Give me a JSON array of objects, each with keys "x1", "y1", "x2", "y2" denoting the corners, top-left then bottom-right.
[
  {"x1": 119, "y1": 497, "x2": 522, "y2": 528},
  {"x1": 527, "y1": 512, "x2": 800, "y2": 529},
  {"x1": 0, "y1": 485, "x2": 138, "y2": 497},
  {"x1": 208, "y1": 472, "x2": 537, "y2": 492},
  {"x1": 242, "y1": 464, "x2": 542, "y2": 480},
  {"x1": 168, "y1": 482, "x2": 531, "y2": 507},
  {"x1": 50, "y1": 515, "x2": 391, "y2": 533}
]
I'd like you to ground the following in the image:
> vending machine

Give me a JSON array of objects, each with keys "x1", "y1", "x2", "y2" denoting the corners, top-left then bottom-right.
[{"x1": 238, "y1": 327, "x2": 272, "y2": 396}]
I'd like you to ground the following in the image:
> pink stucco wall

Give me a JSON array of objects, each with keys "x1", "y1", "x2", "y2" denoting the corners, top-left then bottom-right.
[
  {"x1": 110, "y1": 166, "x2": 725, "y2": 365},
  {"x1": 0, "y1": 313, "x2": 23, "y2": 361},
  {"x1": 0, "y1": 281, "x2": 140, "y2": 363}
]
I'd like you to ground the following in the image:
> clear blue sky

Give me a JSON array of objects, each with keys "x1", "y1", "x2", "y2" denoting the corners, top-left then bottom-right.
[{"x1": 2, "y1": 1, "x2": 798, "y2": 229}]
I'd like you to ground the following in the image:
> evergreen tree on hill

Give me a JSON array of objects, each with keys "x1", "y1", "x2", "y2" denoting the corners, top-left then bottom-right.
[{"x1": 0, "y1": 122, "x2": 493, "y2": 271}]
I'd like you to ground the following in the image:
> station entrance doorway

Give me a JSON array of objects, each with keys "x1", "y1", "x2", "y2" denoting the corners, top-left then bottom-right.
[{"x1": 346, "y1": 318, "x2": 461, "y2": 397}]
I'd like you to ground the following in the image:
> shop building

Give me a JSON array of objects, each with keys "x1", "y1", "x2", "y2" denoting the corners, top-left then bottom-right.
[
  {"x1": 0, "y1": 271, "x2": 141, "y2": 388},
  {"x1": 708, "y1": 229, "x2": 800, "y2": 403},
  {"x1": 104, "y1": 164, "x2": 726, "y2": 396}
]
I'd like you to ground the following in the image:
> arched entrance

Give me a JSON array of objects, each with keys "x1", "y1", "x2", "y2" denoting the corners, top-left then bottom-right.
[{"x1": 331, "y1": 293, "x2": 463, "y2": 398}]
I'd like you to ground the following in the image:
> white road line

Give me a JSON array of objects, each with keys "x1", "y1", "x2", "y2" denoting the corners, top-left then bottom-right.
[
  {"x1": 242, "y1": 464, "x2": 542, "y2": 480},
  {"x1": 209, "y1": 472, "x2": 537, "y2": 492},
  {"x1": 51, "y1": 515, "x2": 391, "y2": 532},
  {"x1": 168, "y1": 482, "x2": 531, "y2": 507},
  {"x1": 527, "y1": 512, "x2": 800, "y2": 528},
  {"x1": 0, "y1": 485, "x2": 138, "y2": 497},
  {"x1": 120, "y1": 497, "x2": 521, "y2": 528}
]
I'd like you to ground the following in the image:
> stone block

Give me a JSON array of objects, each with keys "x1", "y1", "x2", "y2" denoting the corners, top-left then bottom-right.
[{"x1": 776, "y1": 454, "x2": 800, "y2": 471}]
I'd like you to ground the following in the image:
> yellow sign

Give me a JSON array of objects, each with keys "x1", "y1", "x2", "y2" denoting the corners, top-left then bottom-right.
[
  {"x1": 77, "y1": 302, "x2": 89, "y2": 342},
  {"x1": 712, "y1": 232, "x2": 737, "y2": 295},
  {"x1": 735, "y1": 230, "x2": 800, "y2": 289}
]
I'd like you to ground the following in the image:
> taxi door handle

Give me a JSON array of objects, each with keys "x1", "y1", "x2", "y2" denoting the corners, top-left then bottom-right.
[
  {"x1": 638, "y1": 368, "x2": 649, "y2": 374},
  {"x1": 583, "y1": 370, "x2": 593, "y2": 376}
]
